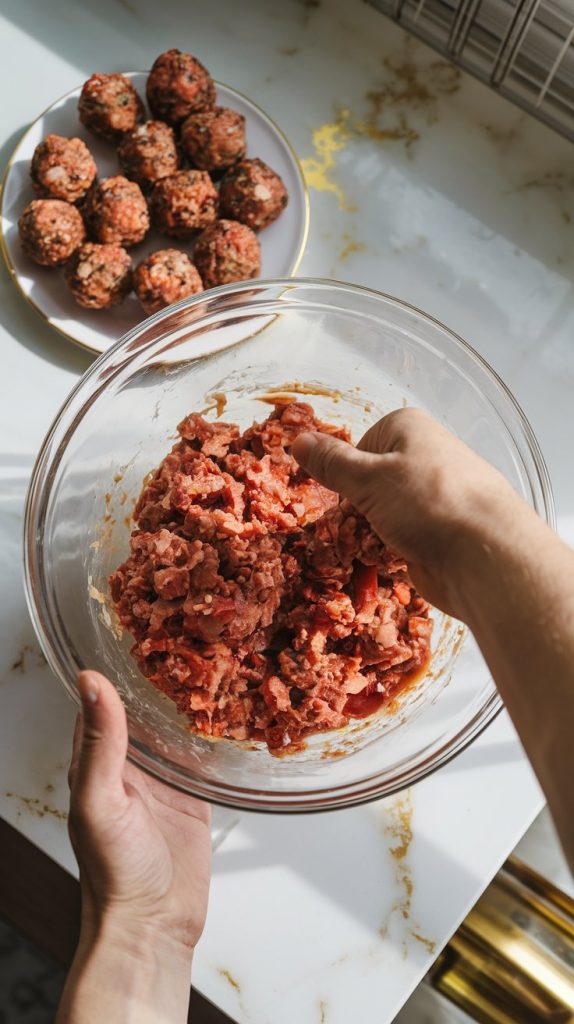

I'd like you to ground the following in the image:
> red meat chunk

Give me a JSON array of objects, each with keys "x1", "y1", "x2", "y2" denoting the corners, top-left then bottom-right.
[{"x1": 110, "y1": 402, "x2": 432, "y2": 751}]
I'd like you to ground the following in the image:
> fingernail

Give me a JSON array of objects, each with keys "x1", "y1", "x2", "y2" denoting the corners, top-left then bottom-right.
[{"x1": 78, "y1": 671, "x2": 99, "y2": 706}]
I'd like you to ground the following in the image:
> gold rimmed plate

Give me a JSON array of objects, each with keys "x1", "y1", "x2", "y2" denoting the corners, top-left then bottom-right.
[{"x1": 0, "y1": 72, "x2": 309, "y2": 355}]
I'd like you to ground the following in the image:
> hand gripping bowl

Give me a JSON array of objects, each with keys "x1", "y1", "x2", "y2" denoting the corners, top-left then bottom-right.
[{"x1": 24, "y1": 279, "x2": 554, "y2": 812}]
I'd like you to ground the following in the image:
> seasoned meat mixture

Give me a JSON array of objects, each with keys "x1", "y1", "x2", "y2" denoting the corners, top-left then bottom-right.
[
  {"x1": 117, "y1": 121, "x2": 180, "y2": 190},
  {"x1": 64, "y1": 241, "x2": 132, "y2": 308},
  {"x1": 30, "y1": 134, "x2": 96, "y2": 204},
  {"x1": 134, "y1": 249, "x2": 203, "y2": 314},
  {"x1": 193, "y1": 219, "x2": 260, "y2": 287},
  {"x1": 18, "y1": 199, "x2": 85, "y2": 266},
  {"x1": 219, "y1": 157, "x2": 288, "y2": 231},
  {"x1": 151, "y1": 170, "x2": 218, "y2": 237},
  {"x1": 146, "y1": 49, "x2": 215, "y2": 125},
  {"x1": 180, "y1": 106, "x2": 246, "y2": 172},
  {"x1": 78, "y1": 73, "x2": 145, "y2": 141},
  {"x1": 83, "y1": 176, "x2": 149, "y2": 247},
  {"x1": 110, "y1": 403, "x2": 432, "y2": 752}
]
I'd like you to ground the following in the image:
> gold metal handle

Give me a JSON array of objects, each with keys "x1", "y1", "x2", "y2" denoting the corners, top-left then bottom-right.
[{"x1": 430, "y1": 857, "x2": 574, "y2": 1023}]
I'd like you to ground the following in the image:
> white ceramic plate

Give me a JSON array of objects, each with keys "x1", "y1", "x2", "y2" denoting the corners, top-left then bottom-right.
[{"x1": 0, "y1": 72, "x2": 309, "y2": 355}]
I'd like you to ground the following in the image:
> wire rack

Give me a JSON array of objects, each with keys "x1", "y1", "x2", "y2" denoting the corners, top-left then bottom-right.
[{"x1": 367, "y1": 0, "x2": 574, "y2": 140}]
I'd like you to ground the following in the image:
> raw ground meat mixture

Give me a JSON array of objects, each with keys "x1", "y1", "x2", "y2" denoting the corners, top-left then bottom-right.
[{"x1": 110, "y1": 403, "x2": 432, "y2": 752}]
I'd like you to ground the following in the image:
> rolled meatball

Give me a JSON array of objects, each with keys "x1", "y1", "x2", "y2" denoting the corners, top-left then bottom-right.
[
  {"x1": 134, "y1": 249, "x2": 203, "y2": 314},
  {"x1": 83, "y1": 176, "x2": 149, "y2": 247},
  {"x1": 117, "y1": 120, "x2": 179, "y2": 190},
  {"x1": 78, "y1": 73, "x2": 145, "y2": 141},
  {"x1": 146, "y1": 49, "x2": 215, "y2": 125},
  {"x1": 64, "y1": 242, "x2": 132, "y2": 309},
  {"x1": 151, "y1": 170, "x2": 218, "y2": 237},
  {"x1": 193, "y1": 219, "x2": 260, "y2": 287},
  {"x1": 18, "y1": 199, "x2": 85, "y2": 266},
  {"x1": 219, "y1": 158, "x2": 288, "y2": 231},
  {"x1": 30, "y1": 135, "x2": 96, "y2": 204},
  {"x1": 180, "y1": 106, "x2": 246, "y2": 172}
]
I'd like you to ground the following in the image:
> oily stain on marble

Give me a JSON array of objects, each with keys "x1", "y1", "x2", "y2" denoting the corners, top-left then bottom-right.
[
  {"x1": 4, "y1": 791, "x2": 67, "y2": 822},
  {"x1": 10, "y1": 643, "x2": 47, "y2": 674},
  {"x1": 219, "y1": 968, "x2": 241, "y2": 993},
  {"x1": 481, "y1": 121, "x2": 521, "y2": 146},
  {"x1": 302, "y1": 41, "x2": 461, "y2": 210},
  {"x1": 319, "y1": 998, "x2": 327, "y2": 1022},
  {"x1": 330, "y1": 952, "x2": 349, "y2": 966},
  {"x1": 301, "y1": 111, "x2": 354, "y2": 211},
  {"x1": 380, "y1": 790, "x2": 436, "y2": 958},
  {"x1": 512, "y1": 170, "x2": 574, "y2": 192},
  {"x1": 356, "y1": 47, "x2": 460, "y2": 149},
  {"x1": 338, "y1": 231, "x2": 366, "y2": 262},
  {"x1": 218, "y1": 967, "x2": 250, "y2": 1017}
]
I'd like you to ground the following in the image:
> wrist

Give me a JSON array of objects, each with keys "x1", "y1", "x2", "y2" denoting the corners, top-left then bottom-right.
[
  {"x1": 444, "y1": 483, "x2": 534, "y2": 625},
  {"x1": 78, "y1": 904, "x2": 195, "y2": 969},
  {"x1": 58, "y1": 906, "x2": 193, "y2": 1024}
]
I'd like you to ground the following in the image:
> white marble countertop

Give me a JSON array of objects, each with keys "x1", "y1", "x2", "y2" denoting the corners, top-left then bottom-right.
[{"x1": 1, "y1": 1, "x2": 573, "y2": 1021}]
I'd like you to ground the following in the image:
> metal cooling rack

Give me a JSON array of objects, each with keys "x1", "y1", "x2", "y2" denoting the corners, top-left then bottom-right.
[{"x1": 368, "y1": 0, "x2": 574, "y2": 140}]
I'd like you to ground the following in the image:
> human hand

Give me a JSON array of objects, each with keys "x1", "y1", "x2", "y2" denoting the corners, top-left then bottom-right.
[
  {"x1": 293, "y1": 407, "x2": 525, "y2": 618},
  {"x1": 297, "y1": 410, "x2": 574, "y2": 876},
  {"x1": 68, "y1": 670, "x2": 211, "y2": 954}
]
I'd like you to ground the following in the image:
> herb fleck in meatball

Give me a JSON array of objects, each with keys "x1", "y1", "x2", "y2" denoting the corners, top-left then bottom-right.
[
  {"x1": 117, "y1": 120, "x2": 180, "y2": 190},
  {"x1": 193, "y1": 219, "x2": 260, "y2": 288},
  {"x1": 220, "y1": 158, "x2": 288, "y2": 230},
  {"x1": 30, "y1": 135, "x2": 96, "y2": 204},
  {"x1": 180, "y1": 106, "x2": 246, "y2": 172},
  {"x1": 151, "y1": 170, "x2": 218, "y2": 238},
  {"x1": 18, "y1": 199, "x2": 85, "y2": 266},
  {"x1": 78, "y1": 73, "x2": 145, "y2": 141},
  {"x1": 64, "y1": 242, "x2": 132, "y2": 309},
  {"x1": 134, "y1": 248, "x2": 203, "y2": 314},
  {"x1": 146, "y1": 49, "x2": 215, "y2": 125},
  {"x1": 83, "y1": 176, "x2": 149, "y2": 247}
]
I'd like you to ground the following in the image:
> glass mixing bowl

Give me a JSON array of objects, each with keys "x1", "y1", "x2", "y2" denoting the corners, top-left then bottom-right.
[{"x1": 24, "y1": 279, "x2": 554, "y2": 811}]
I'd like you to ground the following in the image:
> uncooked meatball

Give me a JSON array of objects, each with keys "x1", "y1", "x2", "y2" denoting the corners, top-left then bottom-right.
[
  {"x1": 193, "y1": 219, "x2": 260, "y2": 287},
  {"x1": 117, "y1": 120, "x2": 179, "y2": 190},
  {"x1": 30, "y1": 135, "x2": 96, "y2": 204},
  {"x1": 219, "y1": 158, "x2": 288, "y2": 230},
  {"x1": 146, "y1": 49, "x2": 215, "y2": 125},
  {"x1": 180, "y1": 106, "x2": 246, "y2": 172},
  {"x1": 18, "y1": 199, "x2": 85, "y2": 266},
  {"x1": 79, "y1": 73, "x2": 145, "y2": 141},
  {"x1": 83, "y1": 176, "x2": 149, "y2": 247},
  {"x1": 151, "y1": 170, "x2": 218, "y2": 237},
  {"x1": 64, "y1": 242, "x2": 132, "y2": 309},
  {"x1": 134, "y1": 249, "x2": 203, "y2": 314}
]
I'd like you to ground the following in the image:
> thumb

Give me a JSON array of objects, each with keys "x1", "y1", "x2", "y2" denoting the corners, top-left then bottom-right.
[
  {"x1": 292, "y1": 432, "x2": 380, "y2": 508},
  {"x1": 74, "y1": 670, "x2": 128, "y2": 797}
]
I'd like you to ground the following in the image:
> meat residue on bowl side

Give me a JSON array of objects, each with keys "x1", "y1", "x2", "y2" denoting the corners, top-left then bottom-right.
[{"x1": 109, "y1": 402, "x2": 432, "y2": 753}]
